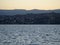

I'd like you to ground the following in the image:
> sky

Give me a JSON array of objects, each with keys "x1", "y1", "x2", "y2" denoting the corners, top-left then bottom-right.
[{"x1": 0, "y1": 0, "x2": 60, "y2": 10}]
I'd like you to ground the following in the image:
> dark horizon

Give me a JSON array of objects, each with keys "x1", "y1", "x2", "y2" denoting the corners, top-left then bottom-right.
[
  {"x1": 0, "y1": 12, "x2": 60, "y2": 24},
  {"x1": 0, "y1": 9, "x2": 60, "y2": 15},
  {"x1": 0, "y1": 9, "x2": 60, "y2": 24}
]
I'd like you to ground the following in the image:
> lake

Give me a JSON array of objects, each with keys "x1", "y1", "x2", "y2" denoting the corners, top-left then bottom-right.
[{"x1": 0, "y1": 25, "x2": 60, "y2": 45}]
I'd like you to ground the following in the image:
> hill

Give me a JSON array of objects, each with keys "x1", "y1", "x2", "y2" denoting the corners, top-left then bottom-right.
[
  {"x1": 0, "y1": 12, "x2": 60, "y2": 24},
  {"x1": 0, "y1": 9, "x2": 60, "y2": 15}
]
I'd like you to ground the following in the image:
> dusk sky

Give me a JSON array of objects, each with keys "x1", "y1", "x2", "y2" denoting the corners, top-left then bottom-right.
[{"x1": 0, "y1": 0, "x2": 60, "y2": 10}]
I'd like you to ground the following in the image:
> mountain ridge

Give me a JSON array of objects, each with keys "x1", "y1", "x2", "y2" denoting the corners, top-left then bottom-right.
[{"x1": 0, "y1": 9, "x2": 60, "y2": 15}]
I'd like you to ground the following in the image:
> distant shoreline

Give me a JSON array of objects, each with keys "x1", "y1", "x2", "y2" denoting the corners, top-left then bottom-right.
[{"x1": 0, "y1": 12, "x2": 60, "y2": 24}]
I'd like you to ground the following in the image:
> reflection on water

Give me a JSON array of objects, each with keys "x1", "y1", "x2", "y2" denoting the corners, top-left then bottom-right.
[{"x1": 0, "y1": 25, "x2": 60, "y2": 45}]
